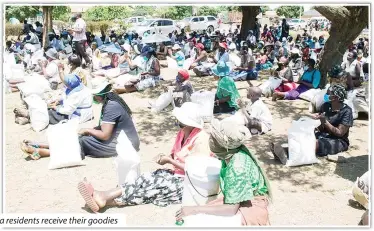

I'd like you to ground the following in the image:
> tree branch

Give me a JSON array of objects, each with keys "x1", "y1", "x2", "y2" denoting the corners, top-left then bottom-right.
[{"x1": 314, "y1": 6, "x2": 350, "y2": 22}]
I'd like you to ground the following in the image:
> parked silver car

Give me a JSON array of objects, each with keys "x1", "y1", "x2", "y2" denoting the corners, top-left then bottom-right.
[
  {"x1": 177, "y1": 16, "x2": 218, "y2": 33},
  {"x1": 128, "y1": 18, "x2": 178, "y2": 36}
]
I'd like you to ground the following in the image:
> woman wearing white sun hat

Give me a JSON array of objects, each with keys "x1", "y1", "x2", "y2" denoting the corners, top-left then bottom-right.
[
  {"x1": 77, "y1": 102, "x2": 212, "y2": 213},
  {"x1": 169, "y1": 43, "x2": 185, "y2": 67}
]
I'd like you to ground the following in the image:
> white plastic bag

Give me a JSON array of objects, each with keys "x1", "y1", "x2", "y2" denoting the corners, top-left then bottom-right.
[
  {"x1": 310, "y1": 85, "x2": 329, "y2": 113},
  {"x1": 18, "y1": 73, "x2": 52, "y2": 98},
  {"x1": 259, "y1": 77, "x2": 282, "y2": 96},
  {"x1": 299, "y1": 88, "x2": 322, "y2": 102},
  {"x1": 24, "y1": 94, "x2": 49, "y2": 132},
  {"x1": 183, "y1": 58, "x2": 194, "y2": 70},
  {"x1": 105, "y1": 67, "x2": 120, "y2": 78},
  {"x1": 345, "y1": 90, "x2": 357, "y2": 119},
  {"x1": 47, "y1": 118, "x2": 84, "y2": 169},
  {"x1": 5, "y1": 64, "x2": 25, "y2": 82},
  {"x1": 167, "y1": 56, "x2": 179, "y2": 69},
  {"x1": 287, "y1": 117, "x2": 321, "y2": 167},
  {"x1": 151, "y1": 90, "x2": 173, "y2": 113},
  {"x1": 92, "y1": 56, "x2": 102, "y2": 71},
  {"x1": 183, "y1": 214, "x2": 242, "y2": 227},
  {"x1": 31, "y1": 49, "x2": 44, "y2": 65},
  {"x1": 191, "y1": 90, "x2": 215, "y2": 122},
  {"x1": 114, "y1": 130, "x2": 140, "y2": 185}
]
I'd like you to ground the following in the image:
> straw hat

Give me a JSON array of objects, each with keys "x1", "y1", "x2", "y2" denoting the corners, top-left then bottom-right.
[
  {"x1": 90, "y1": 79, "x2": 111, "y2": 95},
  {"x1": 172, "y1": 102, "x2": 204, "y2": 129}
]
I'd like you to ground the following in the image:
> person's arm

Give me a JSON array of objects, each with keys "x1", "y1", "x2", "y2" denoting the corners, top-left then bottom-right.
[
  {"x1": 355, "y1": 62, "x2": 362, "y2": 78},
  {"x1": 323, "y1": 121, "x2": 349, "y2": 138},
  {"x1": 194, "y1": 51, "x2": 207, "y2": 63},
  {"x1": 82, "y1": 123, "x2": 115, "y2": 141},
  {"x1": 58, "y1": 63, "x2": 65, "y2": 83},
  {"x1": 55, "y1": 92, "x2": 81, "y2": 116},
  {"x1": 319, "y1": 109, "x2": 352, "y2": 137}
]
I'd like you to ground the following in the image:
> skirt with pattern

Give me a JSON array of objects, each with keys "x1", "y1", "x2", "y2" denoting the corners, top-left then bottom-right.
[{"x1": 114, "y1": 169, "x2": 184, "y2": 207}]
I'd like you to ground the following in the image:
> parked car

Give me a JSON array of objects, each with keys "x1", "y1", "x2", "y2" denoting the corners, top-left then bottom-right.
[
  {"x1": 288, "y1": 19, "x2": 308, "y2": 31},
  {"x1": 127, "y1": 18, "x2": 178, "y2": 36},
  {"x1": 124, "y1": 16, "x2": 147, "y2": 26},
  {"x1": 177, "y1": 16, "x2": 218, "y2": 33}
]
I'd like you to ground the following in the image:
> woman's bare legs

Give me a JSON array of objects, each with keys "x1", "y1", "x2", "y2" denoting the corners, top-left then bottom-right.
[
  {"x1": 93, "y1": 188, "x2": 123, "y2": 208},
  {"x1": 113, "y1": 85, "x2": 137, "y2": 94},
  {"x1": 23, "y1": 140, "x2": 49, "y2": 149}
]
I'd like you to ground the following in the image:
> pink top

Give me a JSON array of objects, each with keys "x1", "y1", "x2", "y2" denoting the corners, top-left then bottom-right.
[{"x1": 171, "y1": 128, "x2": 212, "y2": 176}]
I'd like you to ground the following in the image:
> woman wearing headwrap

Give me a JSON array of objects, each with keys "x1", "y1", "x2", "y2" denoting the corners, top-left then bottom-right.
[
  {"x1": 213, "y1": 61, "x2": 240, "y2": 114},
  {"x1": 273, "y1": 84, "x2": 353, "y2": 164},
  {"x1": 58, "y1": 54, "x2": 87, "y2": 86},
  {"x1": 48, "y1": 73, "x2": 93, "y2": 124},
  {"x1": 176, "y1": 119, "x2": 272, "y2": 226},
  {"x1": 20, "y1": 74, "x2": 93, "y2": 160},
  {"x1": 170, "y1": 69, "x2": 194, "y2": 107}
]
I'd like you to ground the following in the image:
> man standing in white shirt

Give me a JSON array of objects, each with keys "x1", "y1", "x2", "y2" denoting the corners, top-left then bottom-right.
[{"x1": 68, "y1": 13, "x2": 90, "y2": 66}]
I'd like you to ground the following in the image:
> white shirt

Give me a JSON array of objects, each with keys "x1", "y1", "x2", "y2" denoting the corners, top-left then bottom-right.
[
  {"x1": 45, "y1": 60, "x2": 61, "y2": 83},
  {"x1": 36, "y1": 26, "x2": 43, "y2": 33},
  {"x1": 26, "y1": 32, "x2": 39, "y2": 44},
  {"x1": 246, "y1": 99, "x2": 272, "y2": 133},
  {"x1": 72, "y1": 18, "x2": 87, "y2": 42},
  {"x1": 57, "y1": 86, "x2": 93, "y2": 124}
]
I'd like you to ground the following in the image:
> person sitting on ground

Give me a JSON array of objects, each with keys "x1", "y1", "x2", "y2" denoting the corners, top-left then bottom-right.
[
  {"x1": 190, "y1": 43, "x2": 208, "y2": 70},
  {"x1": 214, "y1": 42, "x2": 229, "y2": 63},
  {"x1": 58, "y1": 54, "x2": 87, "y2": 86},
  {"x1": 76, "y1": 102, "x2": 211, "y2": 212},
  {"x1": 213, "y1": 61, "x2": 240, "y2": 114},
  {"x1": 272, "y1": 84, "x2": 353, "y2": 164},
  {"x1": 21, "y1": 80, "x2": 139, "y2": 160},
  {"x1": 113, "y1": 45, "x2": 161, "y2": 94},
  {"x1": 237, "y1": 87, "x2": 273, "y2": 135},
  {"x1": 176, "y1": 119, "x2": 272, "y2": 226},
  {"x1": 46, "y1": 73, "x2": 93, "y2": 125},
  {"x1": 230, "y1": 45, "x2": 257, "y2": 86},
  {"x1": 169, "y1": 44, "x2": 185, "y2": 68},
  {"x1": 169, "y1": 69, "x2": 194, "y2": 107},
  {"x1": 341, "y1": 52, "x2": 363, "y2": 90},
  {"x1": 273, "y1": 59, "x2": 321, "y2": 101},
  {"x1": 156, "y1": 42, "x2": 169, "y2": 60},
  {"x1": 301, "y1": 41, "x2": 310, "y2": 63},
  {"x1": 38, "y1": 48, "x2": 61, "y2": 90},
  {"x1": 272, "y1": 57, "x2": 296, "y2": 100}
]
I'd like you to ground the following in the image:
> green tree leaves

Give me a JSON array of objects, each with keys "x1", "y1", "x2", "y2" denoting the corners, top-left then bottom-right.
[
  {"x1": 276, "y1": 6, "x2": 304, "y2": 18},
  {"x1": 5, "y1": 6, "x2": 39, "y2": 21},
  {"x1": 84, "y1": 6, "x2": 132, "y2": 21}
]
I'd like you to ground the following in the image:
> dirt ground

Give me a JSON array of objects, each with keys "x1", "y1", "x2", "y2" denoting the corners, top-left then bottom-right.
[{"x1": 4, "y1": 66, "x2": 369, "y2": 226}]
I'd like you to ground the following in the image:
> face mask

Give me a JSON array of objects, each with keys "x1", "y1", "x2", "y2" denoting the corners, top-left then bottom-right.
[
  {"x1": 93, "y1": 97, "x2": 100, "y2": 104},
  {"x1": 176, "y1": 76, "x2": 182, "y2": 83},
  {"x1": 304, "y1": 66, "x2": 308, "y2": 71},
  {"x1": 323, "y1": 94, "x2": 330, "y2": 103},
  {"x1": 143, "y1": 56, "x2": 149, "y2": 61}
]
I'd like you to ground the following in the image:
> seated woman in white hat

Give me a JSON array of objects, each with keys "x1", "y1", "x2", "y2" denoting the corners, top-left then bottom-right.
[
  {"x1": 76, "y1": 102, "x2": 212, "y2": 213},
  {"x1": 168, "y1": 44, "x2": 185, "y2": 68},
  {"x1": 20, "y1": 80, "x2": 138, "y2": 160}
]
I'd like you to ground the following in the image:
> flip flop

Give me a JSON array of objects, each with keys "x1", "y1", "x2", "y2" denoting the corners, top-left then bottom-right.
[
  {"x1": 20, "y1": 142, "x2": 41, "y2": 160},
  {"x1": 78, "y1": 179, "x2": 99, "y2": 213}
]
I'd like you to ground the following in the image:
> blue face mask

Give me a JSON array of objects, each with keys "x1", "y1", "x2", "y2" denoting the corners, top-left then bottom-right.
[
  {"x1": 323, "y1": 94, "x2": 330, "y2": 103},
  {"x1": 176, "y1": 76, "x2": 181, "y2": 83}
]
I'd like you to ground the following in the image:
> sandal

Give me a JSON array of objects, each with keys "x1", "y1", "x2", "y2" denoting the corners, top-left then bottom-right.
[
  {"x1": 77, "y1": 178, "x2": 100, "y2": 213},
  {"x1": 20, "y1": 142, "x2": 41, "y2": 160}
]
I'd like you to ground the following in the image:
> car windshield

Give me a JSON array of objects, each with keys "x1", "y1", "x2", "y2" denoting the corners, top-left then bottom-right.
[
  {"x1": 183, "y1": 17, "x2": 191, "y2": 22},
  {"x1": 139, "y1": 20, "x2": 154, "y2": 26},
  {"x1": 291, "y1": 19, "x2": 299, "y2": 23}
]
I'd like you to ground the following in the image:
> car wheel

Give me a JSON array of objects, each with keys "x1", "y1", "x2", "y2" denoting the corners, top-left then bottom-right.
[{"x1": 207, "y1": 26, "x2": 214, "y2": 34}]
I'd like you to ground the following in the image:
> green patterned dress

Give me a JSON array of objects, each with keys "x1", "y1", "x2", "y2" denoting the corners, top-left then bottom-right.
[{"x1": 220, "y1": 149, "x2": 269, "y2": 204}]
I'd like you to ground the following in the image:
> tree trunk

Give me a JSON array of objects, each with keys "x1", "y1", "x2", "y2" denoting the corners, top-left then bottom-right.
[
  {"x1": 239, "y1": 6, "x2": 261, "y2": 41},
  {"x1": 42, "y1": 6, "x2": 54, "y2": 49},
  {"x1": 314, "y1": 6, "x2": 368, "y2": 88}
]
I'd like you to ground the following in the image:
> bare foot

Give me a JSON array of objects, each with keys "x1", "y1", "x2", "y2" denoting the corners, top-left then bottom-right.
[{"x1": 92, "y1": 191, "x2": 107, "y2": 209}]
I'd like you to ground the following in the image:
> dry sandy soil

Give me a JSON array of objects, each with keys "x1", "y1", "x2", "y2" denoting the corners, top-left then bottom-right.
[{"x1": 5, "y1": 66, "x2": 369, "y2": 226}]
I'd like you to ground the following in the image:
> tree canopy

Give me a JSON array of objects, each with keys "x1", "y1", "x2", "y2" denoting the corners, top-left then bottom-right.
[
  {"x1": 84, "y1": 6, "x2": 132, "y2": 21},
  {"x1": 129, "y1": 5, "x2": 154, "y2": 17},
  {"x1": 197, "y1": 6, "x2": 220, "y2": 16},
  {"x1": 276, "y1": 6, "x2": 304, "y2": 18},
  {"x1": 163, "y1": 6, "x2": 193, "y2": 20},
  {"x1": 5, "y1": 6, "x2": 39, "y2": 21},
  {"x1": 52, "y1": 6, "x2": 71, "y2": 21}
]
